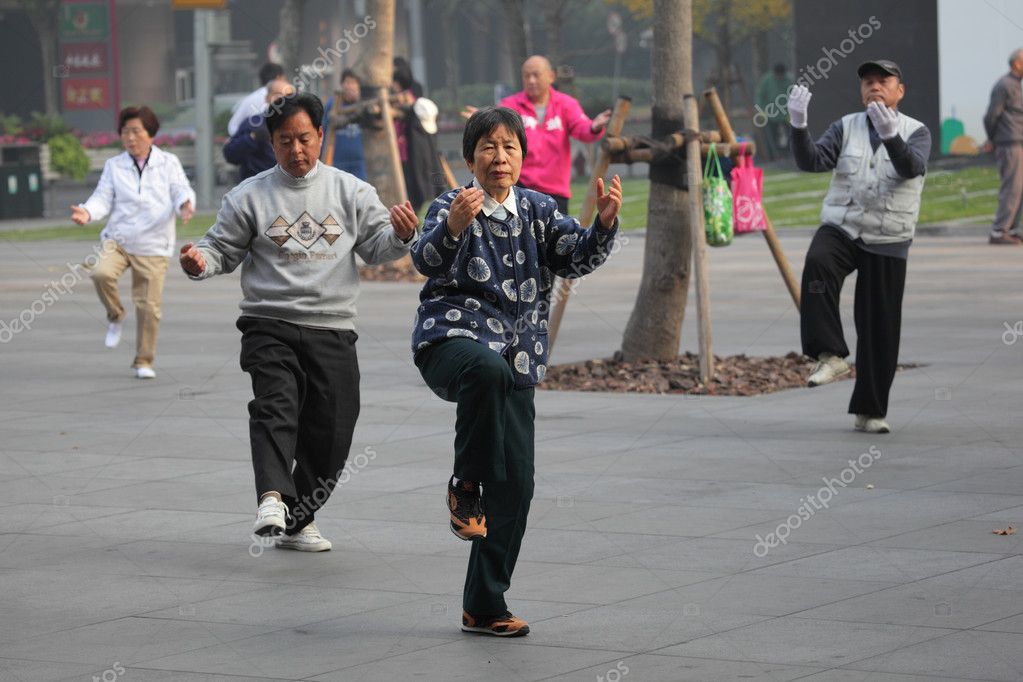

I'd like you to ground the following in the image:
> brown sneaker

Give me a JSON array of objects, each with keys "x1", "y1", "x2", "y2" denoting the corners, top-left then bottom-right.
[
  {"x1": 447, "y1": 476, "x2": 486, "y2": 540},
  {"x1": 989, "y1": 232, "x2": 1021, "y2": 245},
  {"x1": 461, "y1": 610, "x2": 530, "y2": 637}
]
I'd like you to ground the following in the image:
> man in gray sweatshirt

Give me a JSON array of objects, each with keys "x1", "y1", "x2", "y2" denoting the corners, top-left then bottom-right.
[
  {"x1": 180, "y1": 92, "x2": 419, "y2": 551},
  {"x1": 983, "y1": 48, "x2": 1023, "y2": 245}
]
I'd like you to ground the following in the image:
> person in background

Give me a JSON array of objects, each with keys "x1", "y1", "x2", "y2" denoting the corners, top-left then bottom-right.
[
  {"x1": 755, "y1": 62, "x2": 794, "y2": 160},
  {"x1": 321, "y1": 69, "x2": 367, "y2": 180},
  {"x1": 228, "y1": 62, "x2": 287, "y2": 137},
  {"x1": 390, "y1": 57, "x2": 442, "y2": 211},
  {"x1": 497, "y1": 55, "x2": 610, "y2": 215},
  {"x1": 392, "y1": 56, "x2": 423, "y2": 98},
  {"x1": 788, "y1": 59, "x2": 931, "y2": 435},
  {"x1": 71, "y1": 106, "x2": 195, "y2": 380},
  {"x1": 982, "y1": 48, "x2": 1023, "y2": 245},
  {"x1": 223, "y1": 79, "x2": 295, "y2": 182}
]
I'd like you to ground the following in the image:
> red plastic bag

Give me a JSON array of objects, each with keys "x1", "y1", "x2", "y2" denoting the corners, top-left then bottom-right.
[{"x1": 730, "y1": 143, "x2": 766, "y2": 233}]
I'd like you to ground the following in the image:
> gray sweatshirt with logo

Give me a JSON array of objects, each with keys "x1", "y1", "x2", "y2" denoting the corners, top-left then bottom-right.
[{"x1": 189, "y1": 162, "x2": 414, "y2": 330}]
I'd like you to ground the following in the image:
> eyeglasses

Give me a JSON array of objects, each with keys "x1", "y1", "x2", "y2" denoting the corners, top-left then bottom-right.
[{"x1": 121, "y1": 127, "x2": 147, "y2": 138}]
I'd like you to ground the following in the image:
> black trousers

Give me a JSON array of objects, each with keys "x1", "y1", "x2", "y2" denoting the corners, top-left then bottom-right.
[
  {"x1": 800, "y1": 226, "x2": 907, "y2": 417},
  {"x1": 415, "y1": 338, "x2": 535, "y2": 616},
  {"x1": 238, "y1": 316, "x2": 360, "y2": 534}
]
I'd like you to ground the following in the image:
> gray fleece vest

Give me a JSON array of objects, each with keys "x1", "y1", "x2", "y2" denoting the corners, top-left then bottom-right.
[{"x1": 820, "y1": 111, "x2": 925, "y2": 243}]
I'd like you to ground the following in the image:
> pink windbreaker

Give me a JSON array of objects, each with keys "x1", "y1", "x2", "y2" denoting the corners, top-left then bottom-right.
[{"x1": 500, "y1": 87, "x2": 604, "y2": 199}]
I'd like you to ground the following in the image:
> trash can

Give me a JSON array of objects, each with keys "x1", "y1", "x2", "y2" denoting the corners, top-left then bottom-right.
[{"x1": 0, "y1": 145, "x2": 44, "y2": 219}]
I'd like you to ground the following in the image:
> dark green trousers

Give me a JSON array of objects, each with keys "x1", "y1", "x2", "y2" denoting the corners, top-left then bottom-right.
[{"x1": 415, "y1": 338, "x2": 535, "y2": 616}]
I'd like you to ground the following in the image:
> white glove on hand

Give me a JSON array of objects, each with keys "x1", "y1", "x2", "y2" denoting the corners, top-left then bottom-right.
[
  {"x1": 787, "y1": 85, "x2": 811, "y2": 129},
  {"x1": 866, "y1": 101, "x2": 899, "y2": 140}
]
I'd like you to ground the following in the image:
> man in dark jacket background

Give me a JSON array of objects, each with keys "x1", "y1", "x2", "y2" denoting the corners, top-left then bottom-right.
[{"x1": 223, "y1": 80, "x2": 294, "y2": 182}]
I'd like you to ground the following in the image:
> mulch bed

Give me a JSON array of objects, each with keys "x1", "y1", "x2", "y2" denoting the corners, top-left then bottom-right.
[{"x1": 540, "y1": 352, "x2": 918, "y2": 397}]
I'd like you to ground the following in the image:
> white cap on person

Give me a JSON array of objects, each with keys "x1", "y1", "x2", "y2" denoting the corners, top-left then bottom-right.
[{"x1": 413, "y1": 98, "x2": 439, "y2": 134}]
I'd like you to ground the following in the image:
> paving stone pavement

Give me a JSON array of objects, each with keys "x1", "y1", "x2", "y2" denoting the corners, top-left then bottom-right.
[{"x1": 0, "y1": 229, "x2": 1020, "y2": 682}]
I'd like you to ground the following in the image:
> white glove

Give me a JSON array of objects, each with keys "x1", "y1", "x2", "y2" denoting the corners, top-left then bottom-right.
[
  {"x1": 866, "y1": 101, "x2": 899, "y2": 140},
  {"x1": 787, "y1": 85, "x2": 811, "y2": 129}
]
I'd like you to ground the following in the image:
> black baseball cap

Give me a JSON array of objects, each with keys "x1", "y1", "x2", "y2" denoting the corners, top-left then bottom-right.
[{"x1": 857, "y1": 60, "x2": 903, "y2": 81}]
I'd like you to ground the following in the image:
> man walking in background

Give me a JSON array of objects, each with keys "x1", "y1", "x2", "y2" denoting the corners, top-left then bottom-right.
[
  {"x1": 228, "y1": 62, "x2": 287, "y2": 137},
  {"x1": 983, "y1": 48, "x2": 1023, "y2": 245}
]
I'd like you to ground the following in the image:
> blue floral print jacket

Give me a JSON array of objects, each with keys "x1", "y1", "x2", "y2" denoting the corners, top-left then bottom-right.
[{"x1": 410, "y1": 185, "x2": 619, "y2": 387}]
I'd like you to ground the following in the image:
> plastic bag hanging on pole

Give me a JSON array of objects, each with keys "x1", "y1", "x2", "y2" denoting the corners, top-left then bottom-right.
[
  {"x1": 731, "y1": 142, "x2": 766, "y2": 234},
  {"x1": 703, "y1": 142, "x2": 733, "y2": 247}
]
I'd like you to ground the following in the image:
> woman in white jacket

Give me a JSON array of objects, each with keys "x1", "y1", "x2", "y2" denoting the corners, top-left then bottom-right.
[{"x1": 72, "y1": 106, "x2": 195, "y2": 379}]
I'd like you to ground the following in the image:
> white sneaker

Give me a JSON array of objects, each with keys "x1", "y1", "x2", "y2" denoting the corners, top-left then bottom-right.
[
  {"x1": 105, "y1": 321, "x2": 123, "y2": 348},
  {"x1": 135, "y1": 367, "x2": 156, "y2": 379},
  {"x1": 254, "y1": 495, "x2": 288, "y2": 537},
  {"x1": 807, "y1": 353, "x2": 851, "y2": 387},
  {"x1": 275, "y1": 522, "x2": 332, "y2": 552},
  {"x1": 855, "y1": 415, "x2": 891, "y2": 434}
]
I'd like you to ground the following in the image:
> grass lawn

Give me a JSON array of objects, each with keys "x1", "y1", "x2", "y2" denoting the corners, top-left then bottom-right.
[
  {"x1": 1, "y1": 163, "x2": 998, "y2": 242},
  {"x1": 1, "y1": 214, "x2": 218, "y2": 243},
  {"x1": 569, "y1": 163, "x2": 999, "y2": 230}
]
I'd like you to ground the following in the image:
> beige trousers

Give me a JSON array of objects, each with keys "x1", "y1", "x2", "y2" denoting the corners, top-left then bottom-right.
[{"x1": 90, "y1": 240, "x2": 169, "y2": 369}]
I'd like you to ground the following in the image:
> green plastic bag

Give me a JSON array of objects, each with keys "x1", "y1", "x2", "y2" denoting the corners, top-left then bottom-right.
[{"x1": 702, "y1": 143, "x2": 734, "y2": 247}]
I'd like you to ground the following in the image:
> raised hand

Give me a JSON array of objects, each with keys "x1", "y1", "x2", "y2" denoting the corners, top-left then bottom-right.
[
  {"x1": 787, "y1": 85, "x2": 812, "y2": 129},
  {"x1": 591, "y1": 108, "x2": 612, "y2": 133},
  {"x1": 70, "y1": 205, "x2": 90, "y2": 225},
  {"x1": 446, "y1": 186, "x2": 485, "y2": 237},
  {"x1": 389, "y1": 200, "x2": 419, "y2": 240},
  {"x1": 595, "y1": 175, "x2": 623, "y2": 229},
  {"x1": 179, "y1": 242, "x2": 206, "y2": 277},
  {"x1": 460, "y1": 105, "x2": 478, "y2": 121},
  {"x1": 866, "y1": 101, "x2": 899, "y2": 140}
]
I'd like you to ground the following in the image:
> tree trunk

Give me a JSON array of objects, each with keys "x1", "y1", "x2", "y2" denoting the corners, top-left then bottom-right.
[
  {"x1": 715, "y1": 0, "x2": 733, "y2": 113},
  {"x1": 751, "y1": 29, "x2": 769, "y2": 84},
  {"x1": 620, "y1": 0, "x2": 693, "y2": 362},
  {"x1": 24, "y1": 1, "x2": 61, "y2": 117},
  {"x1": 359, "y1": 0, "x2": 416, "y2": 279},
  {"x1": 543, "y1": 0, "x2": 568, "y2": 71},
  {"x1": 503, "y1": 0, "x2": 531, "y2": 75},
  {"x1": 277, "y1": 0, "x2": 306, "y2": 77},
  {"x1": 361, "y1": 0, "x2": 405, "y2": 206},
  {"x1": 443, "y1": 3, "x2": 460, "y2": 106}
]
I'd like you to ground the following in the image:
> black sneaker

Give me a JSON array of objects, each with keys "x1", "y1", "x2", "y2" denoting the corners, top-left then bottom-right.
[{"x1": 447, "y1": 476, "x2": 486, "y2": 540}]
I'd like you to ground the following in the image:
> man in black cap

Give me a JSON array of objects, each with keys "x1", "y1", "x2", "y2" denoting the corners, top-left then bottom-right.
[
  {"x1": 982, "y1": 48, "x2": 1023, "y2": 245},
  {"x1": 786, "y1": 59, "x2": 931, "y2": 434}
]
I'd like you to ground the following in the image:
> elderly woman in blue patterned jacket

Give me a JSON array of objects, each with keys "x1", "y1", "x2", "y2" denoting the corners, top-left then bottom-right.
[{"x1": 410, "y1": 106, "x2": 622, "y2": 637}]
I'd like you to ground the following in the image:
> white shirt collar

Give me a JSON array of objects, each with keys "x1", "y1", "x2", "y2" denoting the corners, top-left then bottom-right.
[{"x1": 472, "y1": 178, "x2": 518, "y2": 218}]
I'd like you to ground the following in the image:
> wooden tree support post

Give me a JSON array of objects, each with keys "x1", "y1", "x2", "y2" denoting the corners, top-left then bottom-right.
[
  {"x1": 682, "y1": 94, "x2": 714, "y2": 384},
  {"x1": 547, "y1": 95, "x2": 632, "y2": 355},
  {"x1": 703, "y1": 86, "x2": 801, "y2": 311}
]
